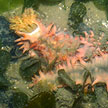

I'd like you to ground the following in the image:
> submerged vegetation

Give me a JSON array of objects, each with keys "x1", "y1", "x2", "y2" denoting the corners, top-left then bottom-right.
[{"x1": 0, "y1": 0, "x2": 23, "y2": 14}]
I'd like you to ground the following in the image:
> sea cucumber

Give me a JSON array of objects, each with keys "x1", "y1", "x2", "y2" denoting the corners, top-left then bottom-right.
[{"x1": 10, "y1": 8, "x2": 108, "y2": 91}]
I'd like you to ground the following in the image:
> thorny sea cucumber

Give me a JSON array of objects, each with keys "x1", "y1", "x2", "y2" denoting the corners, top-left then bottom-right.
[{"x1": 10, "y1": 8, "x2": 108, "y2": 91}]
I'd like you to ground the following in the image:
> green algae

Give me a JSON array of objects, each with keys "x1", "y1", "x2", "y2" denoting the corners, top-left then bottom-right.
[
  {"x1": 0, "y1": 0, "x2": 23, "y2": 14},
  {"x1": 55, "y1": 88, "x2": 76, "y2": 108}
]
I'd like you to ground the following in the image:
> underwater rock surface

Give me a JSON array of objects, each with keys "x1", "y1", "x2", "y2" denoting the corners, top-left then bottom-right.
[
  {"x1": 0, "y1": 90, "x2": 12, "y2": 108},
  {"x1": 94, "y1": 84, "x2": 108, "y2": 108},
  {"x1": 10, "y1": 91, "x2": 28, "y2": 108},
  {"x1": 0, "y1": 16, "x2": 17, "y2": 47},
  {"x1": 0, "y1": 73, "x2": 10, "y2": 89},
  {"x1": 0, "y1": 16, "x2": 22, "y2": 61},
  {"x1": 55, "y1": 88, "x2": 76, "y2": 108},
  {"x1": 0, "y1": 50, "x2": 11, "y2": 72}
]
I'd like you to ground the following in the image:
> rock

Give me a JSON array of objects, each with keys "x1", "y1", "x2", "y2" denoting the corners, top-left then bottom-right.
[
  {"x1": 0, "y1": 50, "x2": 11, "y2": 73},
  {"x1": 55, "y1": 88, "x2": 76, "y2": 108},
  {"x1": 0, "y1": 16, "x2": 17, "y2": 47},
  {"x1": 94, "y1": 83, "x2": 108, "y2": 108},
  {"x1": 10, "y1": 91, "x2": 28, "y2": 108}
]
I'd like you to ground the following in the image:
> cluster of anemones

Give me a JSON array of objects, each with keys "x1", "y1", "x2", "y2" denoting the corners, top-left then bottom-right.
[{"x1": 10, "y1": 8, "x2": 108, "y2": 91}]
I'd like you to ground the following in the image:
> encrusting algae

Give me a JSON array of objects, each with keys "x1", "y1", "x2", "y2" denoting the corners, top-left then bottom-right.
[{"x1": 10, "y1": 8, "x2": 108, "y2": 92}]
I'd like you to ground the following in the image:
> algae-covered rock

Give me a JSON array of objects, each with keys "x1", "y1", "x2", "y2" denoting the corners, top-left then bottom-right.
[
  {"x1": 73, "y1": 92, "x2": 98, "y2": 108},
  {"x1": 94, "y1": 83, "x2": 108, "y2": 108},
  {"x1": 25, "y1": 92, "x2": 55, "y2": 108},
  {"x1": 10, "y1": 91, "x2": 28, "y2": 108},
  {"x1": 0, "y1": 89, "x2": 13, "y2": 108},
  {"x1": 0, "y1": 16, "x2": 17, "y2": 47},
  {"x1": 55, "y1": 88, "x2": 76, "y2": 108},
  {"x1": 0, "y1": 73, "x2": 10, "y2": 89},
  {"x1": 68, "y1": 2, "x2": 87, "y2": 29},
  {"x1": 79, "y1": 94, "x2": 98, "y2": 108},
  {"x1": 0, "y1": 16, "x2": 19, "y2": 61},
  {"x1": 0, "y1": 50, "x2": 11, "y2": 72},
  {"x1": 78, "y1": 102, "x2": 98, "y2": 108}
]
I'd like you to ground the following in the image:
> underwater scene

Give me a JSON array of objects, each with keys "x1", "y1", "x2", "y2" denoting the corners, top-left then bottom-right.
[{"x1": 1, "y1": 0, "x2": 108, "y2": 108}]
